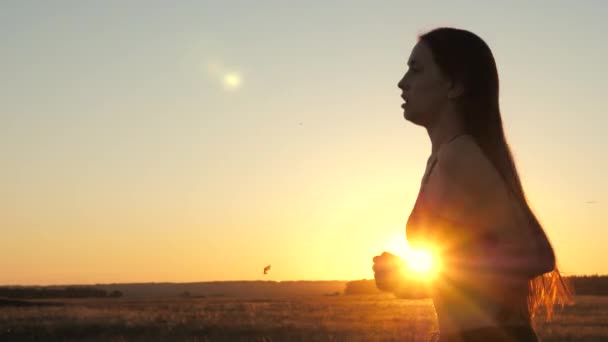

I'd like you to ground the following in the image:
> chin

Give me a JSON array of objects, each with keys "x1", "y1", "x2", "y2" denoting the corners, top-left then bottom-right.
[
  {"x1": 403, "y1": 110, "x2": 422, "y2": 126},
  {"x1": 404, "y1": 109, "x2": 430, "y2": 127}
]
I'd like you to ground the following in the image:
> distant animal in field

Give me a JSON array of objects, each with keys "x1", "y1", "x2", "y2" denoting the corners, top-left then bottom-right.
[{"x1": 263, "y1": 265, "x2": 271, "y2": 275}]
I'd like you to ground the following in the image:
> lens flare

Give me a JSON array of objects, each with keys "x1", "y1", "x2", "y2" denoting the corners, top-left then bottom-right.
[
  {"x1": 223, "y1": 72, "x2": 241, "y2": 90},
  {"x1": 386, "y1": 233, "x2": 442, "y2": 281},
  {"x1": 404, "y1": 247, "x2": 442, "y2": 280},
  {"x1": 204, "y1": 59, "x2": 243, "y2": 91},
  {"x1": 407, "y1": 249, "x2": 433, "y2": 273}
]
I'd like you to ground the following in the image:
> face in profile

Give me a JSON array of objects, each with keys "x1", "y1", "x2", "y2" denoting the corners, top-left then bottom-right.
[{"x1": 397, "y1": 41, "x2": 452, "y2": 127}]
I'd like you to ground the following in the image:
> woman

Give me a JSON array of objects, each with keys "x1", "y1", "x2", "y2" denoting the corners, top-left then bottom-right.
[{"x1": 372, "y1": 28, "x2": 573, "y2": 342}]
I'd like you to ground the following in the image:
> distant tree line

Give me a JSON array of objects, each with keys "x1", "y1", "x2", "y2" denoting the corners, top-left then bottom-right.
[
  {"x1": 0, "y1": 286, "x2": 122, "y2": 299},
  {"x1": 344, "y1": 276, "x2": 608, "y2": 297},
  {"x1": 343, "y1": 279, "x2": 427, "y2": 298},
  {"x1": 569, "y1": 275, "x2": 608, "y2": 296},
  {"x1": 344, "y1": 280, "x2": 382, "y2": 295}
]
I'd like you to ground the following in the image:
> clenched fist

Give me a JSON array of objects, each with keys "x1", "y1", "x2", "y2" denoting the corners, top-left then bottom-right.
[{"x1": 372, "y1": 252, "x2": 405, "y2": 292}]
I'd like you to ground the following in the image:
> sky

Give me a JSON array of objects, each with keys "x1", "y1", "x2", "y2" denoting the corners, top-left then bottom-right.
[{"x1": 1, "y1": 1, "x2": 607, "y2": 285}]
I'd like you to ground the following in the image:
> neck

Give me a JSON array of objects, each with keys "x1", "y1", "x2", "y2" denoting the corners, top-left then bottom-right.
[{"x1": 427, "y1": 107, "x2": 467, "y2": 155}]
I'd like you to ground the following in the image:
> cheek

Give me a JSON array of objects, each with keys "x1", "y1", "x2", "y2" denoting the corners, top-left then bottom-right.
[
  {"x1": 417, "y1": 77, "x2": 443, "y2": 94},
  {"x1": 406, "y1": 79, "x2": 447, "y2": 123},
  {"x1": 415, "y1": 78, "x2": 448, "y2": 105}
]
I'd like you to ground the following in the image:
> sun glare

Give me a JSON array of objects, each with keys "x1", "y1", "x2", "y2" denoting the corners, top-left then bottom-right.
[
  {"x1": 404, "y1": 247, "x2": 442, "y2": 280},
  {"x1": 386, "y1": 233, "x2": 441, "y2": 280},
  {"x1": 406, "y1": 249, "x2": 434, "y2": 273}
]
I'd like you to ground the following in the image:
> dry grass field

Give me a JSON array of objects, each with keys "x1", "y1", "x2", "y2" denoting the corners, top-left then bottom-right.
[{"x1": 0, "y1": 294, "x2": 606, "y2": 341}]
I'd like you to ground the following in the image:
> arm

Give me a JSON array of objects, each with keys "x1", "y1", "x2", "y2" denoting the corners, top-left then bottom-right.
[
  {"x1": 475, "y1": 215, "x2": 556, "y2": 280},
  {"x1": 419, "y1": 211, "x2": 555, "y2": 280},
  {"x1": 418, "y1": 143, "x2": 555, "y2": 281}
]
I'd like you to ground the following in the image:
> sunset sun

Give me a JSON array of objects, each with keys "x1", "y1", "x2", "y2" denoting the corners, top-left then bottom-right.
[
  {"x1": 386, "y1": 234, "x2": 441, "y2": 280},
  {"x1": 405, "y1": 248, "x2": 440, "y2": 279}
]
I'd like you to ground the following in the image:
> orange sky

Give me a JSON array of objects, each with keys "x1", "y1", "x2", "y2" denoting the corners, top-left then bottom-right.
[{"x1": 1, "y1": 2, "x2": 607, "y2": 285}]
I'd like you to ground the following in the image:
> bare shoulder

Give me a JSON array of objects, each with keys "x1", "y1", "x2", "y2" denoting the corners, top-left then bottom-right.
[
  {"x1": 429, "y1": 135, "x2": 513, "y2": 229},
  {"x1": 435, "y1": 135, "x2": 502, "y2": 189}
]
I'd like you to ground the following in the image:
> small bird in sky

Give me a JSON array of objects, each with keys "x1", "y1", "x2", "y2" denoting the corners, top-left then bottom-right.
[{"x1": 263, "y1": 264, "x2": 271, "y2": 275}]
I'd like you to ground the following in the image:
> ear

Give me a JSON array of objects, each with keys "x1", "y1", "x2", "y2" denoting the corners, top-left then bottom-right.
[{"x1": 447, "y1": 80, "x2": 465, "y2": 100}]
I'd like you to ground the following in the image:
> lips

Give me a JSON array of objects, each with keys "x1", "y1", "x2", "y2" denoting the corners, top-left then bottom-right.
[{"x1": 401, "y1": 95, "x2": 408, "y2": 107}]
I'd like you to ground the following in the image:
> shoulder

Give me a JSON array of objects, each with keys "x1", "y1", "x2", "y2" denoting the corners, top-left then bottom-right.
[
  {"x1": 435, "y1": 135, "x2": 502, "y2": 191},
  {"x1": 411, "y1": 136, "x2": 501, "y2": 234}
]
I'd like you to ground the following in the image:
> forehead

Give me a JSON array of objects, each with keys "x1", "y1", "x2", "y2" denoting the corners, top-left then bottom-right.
[{"x1": 408, "y1": 41, "x2": 434, "y2": 66}]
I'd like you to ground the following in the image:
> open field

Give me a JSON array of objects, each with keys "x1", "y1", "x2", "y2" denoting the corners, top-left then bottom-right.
[{"x1": 0, "y1": 294, "x2": 606, "y2": 341}]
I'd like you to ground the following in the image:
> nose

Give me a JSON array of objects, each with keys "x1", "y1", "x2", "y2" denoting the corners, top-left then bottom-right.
[{"x1": 397, "y1": 74, "x2": 408, "y2": 91}]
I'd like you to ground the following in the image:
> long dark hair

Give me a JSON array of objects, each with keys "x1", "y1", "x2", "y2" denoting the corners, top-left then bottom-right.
[{"x1": 419, "y1": 27, "x2": 573, "y2": 322}]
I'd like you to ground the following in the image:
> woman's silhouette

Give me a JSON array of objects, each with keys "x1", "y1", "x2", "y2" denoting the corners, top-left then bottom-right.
[{"x1": 373, "y1": 28, "x2": 573, "y2": 342}]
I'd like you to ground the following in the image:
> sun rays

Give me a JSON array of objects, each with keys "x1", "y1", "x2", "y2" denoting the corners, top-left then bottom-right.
[
  {"x1": 386, "y1": 234, "x2": 442, "y2": 281},
  {"x1": 406, "y1": 249, "x2": 434, "y2": 273}
]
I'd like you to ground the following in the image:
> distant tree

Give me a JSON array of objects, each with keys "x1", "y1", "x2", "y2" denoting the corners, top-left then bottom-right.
[
  {"x1": 65, "y1": 286, "x2": 107, "y2": 298},
  {"x1": 109, "y1": 290, "x2": 123, "y2": 298},
  {"x1": 0, "y1": 286, "x2": 108, "y2": 299},
  {"x1": 569, "y1": 275, "x2": 608, "y2": 296},
  {"x1": 344, "y1": 280, "x2": 382, "y2": 295}
]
